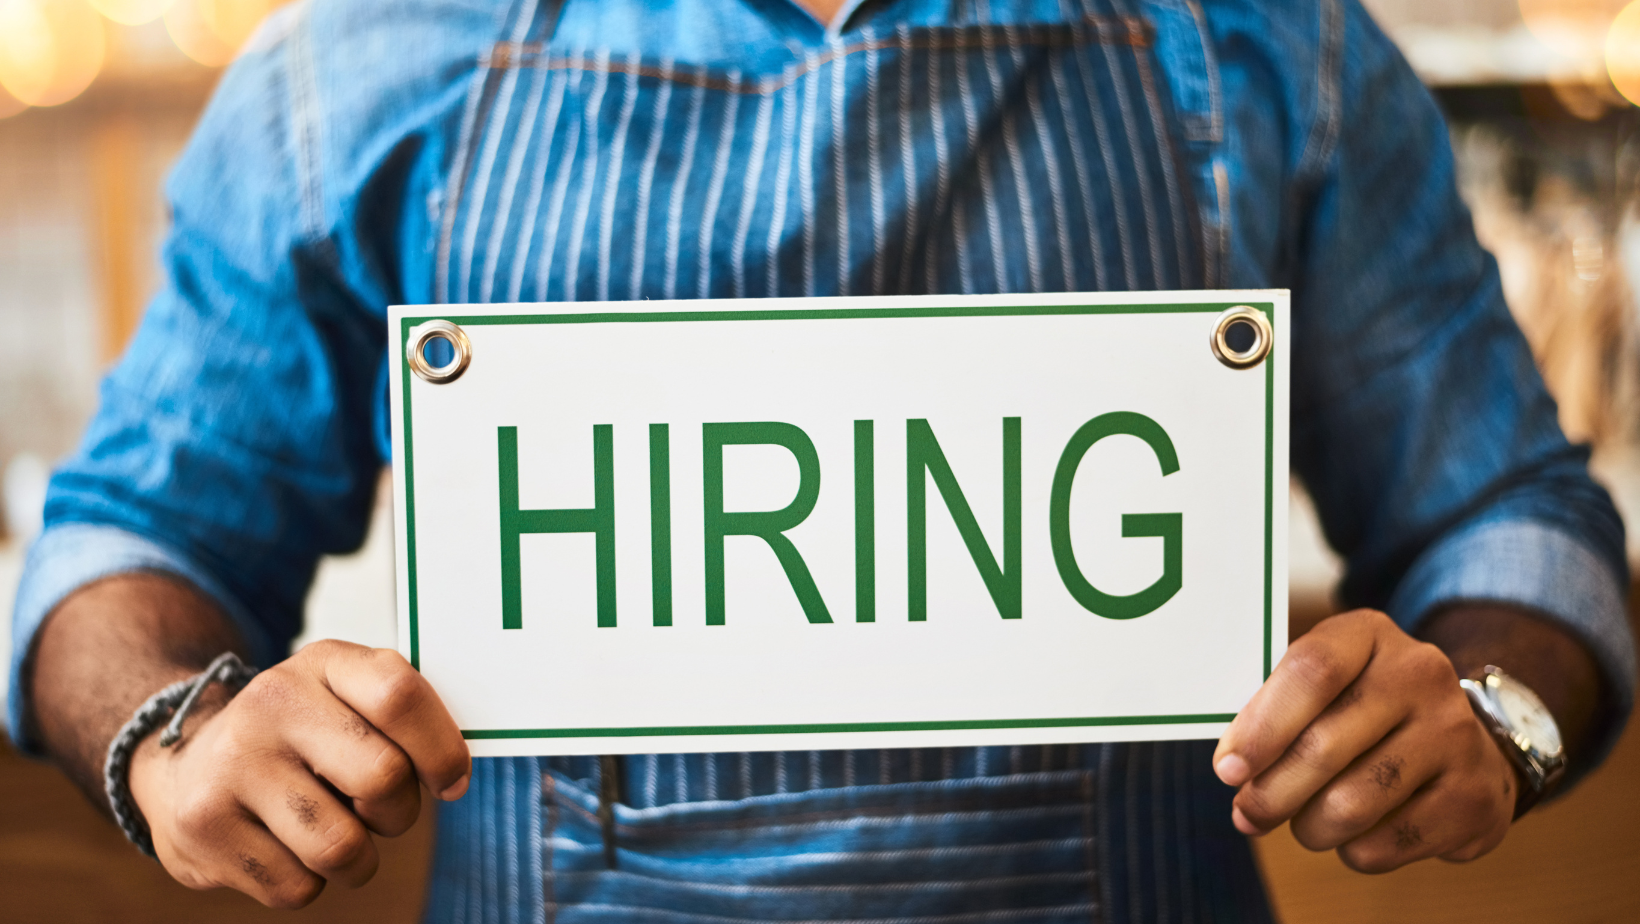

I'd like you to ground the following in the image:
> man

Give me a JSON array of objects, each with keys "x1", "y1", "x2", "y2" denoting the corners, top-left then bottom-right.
[{"x1": 9, "y1": 0, "x2": 1634, "y2": 920}]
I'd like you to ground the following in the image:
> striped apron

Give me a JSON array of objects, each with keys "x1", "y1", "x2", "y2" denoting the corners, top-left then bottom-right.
[{"x1": 428, "y1": 1, "x2": 1269, "y2": 921}]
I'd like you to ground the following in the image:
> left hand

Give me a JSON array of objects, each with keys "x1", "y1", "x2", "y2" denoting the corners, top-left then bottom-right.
[{"x1": 1212, "y1": 609, "x2": 1518, "y2": 873}]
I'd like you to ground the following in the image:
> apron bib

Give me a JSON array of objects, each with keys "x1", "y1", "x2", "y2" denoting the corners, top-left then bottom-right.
[
  {"x1": 426, "y1": 2, "x2": 1265, "y2": 921},
  {"x1": 435, "y1": 0, "x2": 1202, "y2": 306}
]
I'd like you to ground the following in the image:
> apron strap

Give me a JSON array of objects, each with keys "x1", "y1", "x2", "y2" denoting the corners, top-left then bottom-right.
[{"x1": 526, "y1": 0, "x2": 567, "y2": 44}]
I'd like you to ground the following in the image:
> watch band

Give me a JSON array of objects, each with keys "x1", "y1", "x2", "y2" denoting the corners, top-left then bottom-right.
[
  {"x1": 1460, "y1": 666, "x2": 1565, "y2": 821},
  {"x1": 1477, "y1": 717, "x2": 1545, "y2": 821}
]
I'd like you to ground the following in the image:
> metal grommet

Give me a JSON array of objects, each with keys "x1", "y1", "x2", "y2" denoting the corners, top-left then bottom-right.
[
  {"x1": 1209, "y1": 305, "x2": 1272, "y2": 370},
  {"x1": 407, "y1": 319, "x2": 472, "y2": 384}
]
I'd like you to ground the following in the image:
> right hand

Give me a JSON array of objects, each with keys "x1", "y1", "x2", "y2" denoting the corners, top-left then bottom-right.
[{"x1": 127, "y1": 639, "x2": 471, "y2": 908}]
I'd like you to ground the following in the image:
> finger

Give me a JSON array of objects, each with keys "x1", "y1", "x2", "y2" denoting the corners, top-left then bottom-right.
[
  {"x1": 171, "y1": 810, "x2": 325, "y2": 909},
  {"x1": 1215, "y1": 611, "x2": 1389, "y2": 785},
  {"x1": 1283, "y1": 725, "x2": 1442, "y2": 848},
  {"x1": 1336, "y1": 774, "x2": 1511, "y2": 874},
  {"x1": 1439, "y1": 821, "x2": 1510, "y2": 864},
  {"x1": 1230, "y1": 677, "x2": 1404, "y2": 834},
  {"x1": 241, "y1": 769, "x2": 381, "y2": 889},
  {"x1": 307, "y1": 640, "x2": 472, "y2": 799},
  {"x1": 281, "y1": 696, "x2": 421, "y2": 836}
]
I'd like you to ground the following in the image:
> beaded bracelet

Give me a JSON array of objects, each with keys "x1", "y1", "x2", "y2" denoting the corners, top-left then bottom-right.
[{"x1": 103, "y1": 652, "x2": 258, "y2": 857}]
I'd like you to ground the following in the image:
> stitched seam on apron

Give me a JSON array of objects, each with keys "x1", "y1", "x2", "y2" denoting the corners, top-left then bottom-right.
[
  {"x1": 549, "y1": 791, "x2": 1093, "y2": 836},
  {"x1": 536, "y1": 901, "x2": 1101, "y2": 924},
  {"x1": 543, "y1": 869, "x2": 1094, "y2": 894},
  {"x1": 544, "y1": 768, "x2": 1099, "y2": 820},
  {"x1": 1295, "y1": 0, "x2": 1343, "y2": 181},
  {"x1": 544, "y1": 771, "x2": 558, "y2": 924},
  {"x1": 1082, "y1": 768, "x2": 1101, "y2": 924},
  {"x1": 546, "y1": 836, "x2": 1092, "y2": 867},
  {"x1": 481, "y1": 16, "x2": 1155, "y2": 94}
]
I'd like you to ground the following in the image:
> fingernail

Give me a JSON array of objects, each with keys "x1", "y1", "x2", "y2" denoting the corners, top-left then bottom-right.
[
  {"x1": 1215, "y1": 754, "x2": 1250, "y2": 787},
  {"x1": 1231, "y1": 805, "x2": 1264, "y2": 836},
  {"x1": 438, "y1": 774, "x2": 470, "y2": 801}
]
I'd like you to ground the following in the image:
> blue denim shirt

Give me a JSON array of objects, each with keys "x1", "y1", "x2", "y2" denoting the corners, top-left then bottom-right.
[{"x1": 10, "y1": 0, "x2": 1634, "y2": 921}]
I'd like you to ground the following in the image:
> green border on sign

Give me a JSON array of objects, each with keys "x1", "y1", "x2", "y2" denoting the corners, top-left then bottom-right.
[{"x1": 398, "y1": 301, "x2": 1277, "y2": 742}]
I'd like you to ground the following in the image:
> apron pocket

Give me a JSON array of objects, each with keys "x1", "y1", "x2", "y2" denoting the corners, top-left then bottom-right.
[{"x1": 544, "y1": 768, "x2": 1103, "y2": 923}]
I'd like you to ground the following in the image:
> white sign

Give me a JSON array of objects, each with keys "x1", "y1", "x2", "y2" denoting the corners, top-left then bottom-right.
[{"x1": 389, "y1": 291, "x2": 1289, "y2": 757}]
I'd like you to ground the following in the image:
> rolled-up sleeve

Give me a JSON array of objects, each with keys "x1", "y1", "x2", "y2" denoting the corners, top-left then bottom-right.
[
  {"x1": 1286, "y1": 0, "x2": 1633, "y2": 785},
  {"x1": 1389, "y1": 517, "x2": 1634, "y2": 713},
  {"x1": 4, "y1": 11, "x2": 393, "y2": 755},
  {"x1": 6, "y1": 525, "x2": 285, "y2": 749}
]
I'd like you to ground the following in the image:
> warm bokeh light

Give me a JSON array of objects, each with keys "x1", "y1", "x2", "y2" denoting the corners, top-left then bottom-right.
[
  {"x1": 0, "y1": 82, "x2": 28, "y2": 119},
  {"x1": 163, "y1": 0, "x2": 282, "y2": 67},
  {"x1": 89, "y1": 0, "x2": 174, "y2": 26},
  {"x1": 1519, "y1": 0, "x2": 1628, "y2": 72},
  {"x1": 0, "y1": 0, "x2": 105, "y2": 108},
  {"x1": 162, "y1": 0, "x2": 234, "y2": 66},
  {"x1": 198, "y1": 0, "x2": 281, "y2": 47},
  {"x1": 1609, "y1": 0, "x2": 1640, "y2": 105}
]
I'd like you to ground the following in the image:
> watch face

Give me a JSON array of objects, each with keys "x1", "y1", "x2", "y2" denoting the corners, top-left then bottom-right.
[{"x1": 1494, "y1": 678, "x2": 1563, "y2": 756}]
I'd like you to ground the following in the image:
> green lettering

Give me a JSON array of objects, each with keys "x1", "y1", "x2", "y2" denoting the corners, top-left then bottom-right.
[
  {"x1": 855, "y1": 420, "x2": 875, "y2": 623},
  {"x1": 702, "y1": 422, "x2": 834, "y2": 625},
  {"x1": 649, "y1": 423, "x2": 673, "y2": 626},
  {"x1": 1048, "y1": 412, "x2": 1181, "y2": 620},
  {"x1": 497, "y1": 425, "x2": 616, "y2": 630},
  {"x1": 906, "y1": 418, "x2": 1022, "y2": 621}
]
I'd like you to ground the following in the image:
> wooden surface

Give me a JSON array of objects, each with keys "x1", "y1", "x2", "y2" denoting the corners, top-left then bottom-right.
[
  {"x1": 1259, "y1": 591, "x2": 1640, "y2": 922},
  {"x1": 0, "y1": 740, "x2": 434, "y2": 923},
  {"x1": 1257, "y1": 704, "x2": 1640, "y2": 923},
  {"x1": 2, "y1": 614, "x2": 1636, "y2": 922}
]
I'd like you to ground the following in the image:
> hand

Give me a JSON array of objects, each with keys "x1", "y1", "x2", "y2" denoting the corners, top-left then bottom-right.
[
  {"x1": 1212, "y1": 610, "x2": 1517, "y2": 873},
  {"x1": 127, "y1": 639, "x2": 472, "y2": 908}
]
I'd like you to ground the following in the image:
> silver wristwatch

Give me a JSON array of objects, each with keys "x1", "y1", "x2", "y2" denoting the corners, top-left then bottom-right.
[{"x1": 1459, "y1": 665, "x2": 1566, "y2": 819}]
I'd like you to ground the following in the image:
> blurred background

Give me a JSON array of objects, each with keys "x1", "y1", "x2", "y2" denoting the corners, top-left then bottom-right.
[{"x1": 1, "y1": 0, "x2": 1638, "y2": 920}]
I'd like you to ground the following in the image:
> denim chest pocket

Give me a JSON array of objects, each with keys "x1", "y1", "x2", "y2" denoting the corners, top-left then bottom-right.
[
  {"x1": 543, "y1": 768, "x2": 1101, "y2": 923},
  {"x1": 434, "y1": 0, "x2": 1206, "y2": 308}
]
